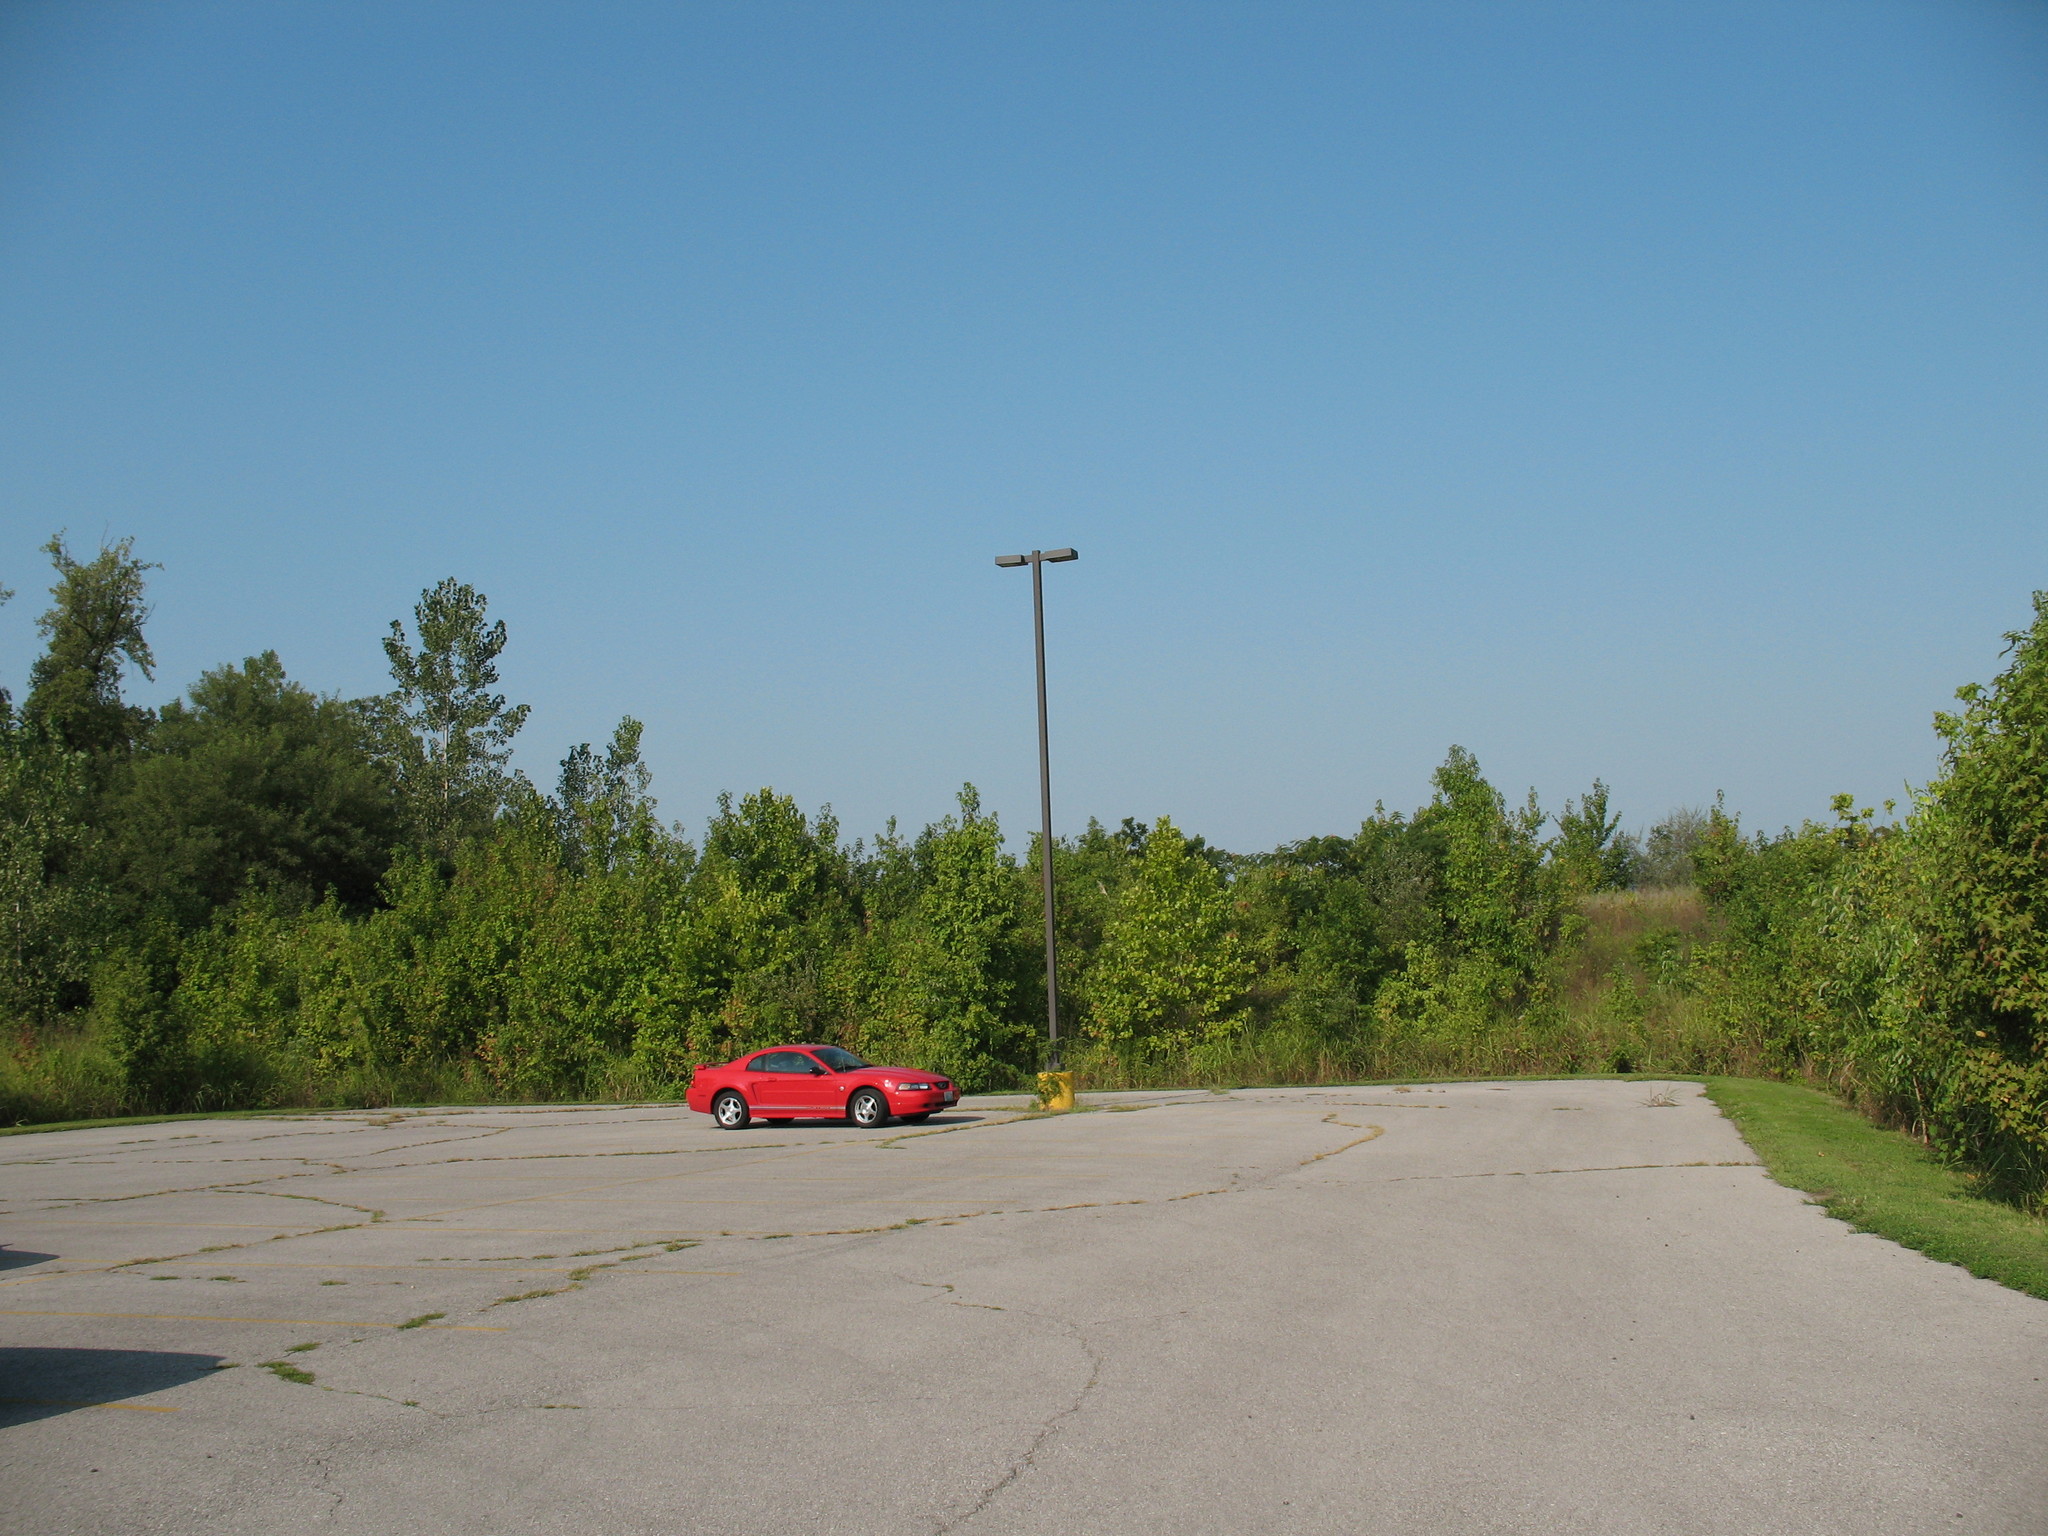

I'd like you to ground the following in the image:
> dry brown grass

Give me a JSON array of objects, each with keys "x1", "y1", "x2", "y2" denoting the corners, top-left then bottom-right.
[{"x1": 1564, "y1": 887, "x2": 1713, "y2": 1009}]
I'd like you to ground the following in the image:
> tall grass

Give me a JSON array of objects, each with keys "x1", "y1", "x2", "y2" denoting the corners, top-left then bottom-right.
[{"x1": 0, "y1": 1025, "x2": 128, "y2": 1125}]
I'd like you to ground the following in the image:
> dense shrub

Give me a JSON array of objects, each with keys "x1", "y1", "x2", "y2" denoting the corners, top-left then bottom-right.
[{"x1": 5, "y1": 533, "x2": 2047, "y2": 1211}]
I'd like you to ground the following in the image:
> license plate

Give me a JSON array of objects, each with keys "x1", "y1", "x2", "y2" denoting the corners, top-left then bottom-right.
[{"x1": 944, "y1": 1091, "x2": 957, "y2": 1103}]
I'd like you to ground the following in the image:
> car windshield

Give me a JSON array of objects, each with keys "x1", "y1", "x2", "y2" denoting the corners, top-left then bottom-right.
[{"x1": 809, "y1": 1046, "x2": 870, "y2": 1072}]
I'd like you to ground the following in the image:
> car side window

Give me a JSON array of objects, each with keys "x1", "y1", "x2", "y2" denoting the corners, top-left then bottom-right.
[
  {"x1": 746, "y1": 1054, "x2": 780, "y2": 1072},
  {"x1": 755, "y1": 1052, "x2": 809, "y2": 1073}
]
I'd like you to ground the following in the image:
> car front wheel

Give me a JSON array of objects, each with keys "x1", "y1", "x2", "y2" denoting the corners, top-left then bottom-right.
[
  {"x1": 849, "y1": 1089, "x2": 890, "y2": 1129},
  {"x1": 713, "y1": 1091, "x2": 751, "y2": 1130}
]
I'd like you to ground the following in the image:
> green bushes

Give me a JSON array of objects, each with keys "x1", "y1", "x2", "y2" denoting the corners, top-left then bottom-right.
[
  {"x1": 1675, "y1": 595, "x2": 2048, "y2": 1204},
  {"x1": 5, "y1": 529, "x2": 2048, "y2": 1215}
]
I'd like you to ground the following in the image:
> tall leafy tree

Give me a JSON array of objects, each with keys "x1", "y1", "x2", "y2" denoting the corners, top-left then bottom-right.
[
  {"x1": 0, "y1": 573, "x2": 110, "y2": 1023},
  {"x1": 1917, "y1": 591, "x2": 2048, "y2": 1185},
  {"x1": 0, "y1": 578, "x2": 14, "y2": 723},
  {"x1": 857, "y1": 786, "x2": 1036, "y2": 1087},
  {"x1": 637, "y1": 789, "x2": 857, "y2": 1060},
  {"x1": 1427, "y1": 746, "x2": 1560, "y2": 976},
  {"x1": 1554, "y1": 779, "x2": 1635, "y2": 891},
  {"x1": 556, "y1": 717, "x2": 657, "y2": 872},
  {"x1": 377, "y1": 578, "x2": 530, "y2": 858},
  {"x1": 107, "y1": 652, "x2": 401, "y2": 926},
  {"x1": 1370, "y1": 748, "x2": 1567, "y2": 1042},
  {"x1": 1086, "y1": 816, "x2": 1253, "y2": 1050},
  {"x1": 24, "y1": 534, "x2": 158, "y2": 757},
  {"x1": 0, "y1": 734, "x2": 103, "y2": 1022}
]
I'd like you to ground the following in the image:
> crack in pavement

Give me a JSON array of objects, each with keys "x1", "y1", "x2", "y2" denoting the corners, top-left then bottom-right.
[
  {"x1": 748, "y1": 1112, "x2": 1390, "y2": 1240},
  {"x1": 31, "y1": 1169, "x2": 357, "y2": 1212},
  {"x1": 931, "y1": 1306, "x2": 1102, "y2": 1536},
  {"x1": 1365, "y1": 1160, "x2": 1760, "y2": 1184}
]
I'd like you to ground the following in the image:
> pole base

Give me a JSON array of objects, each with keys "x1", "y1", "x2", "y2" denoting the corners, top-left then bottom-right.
[{"x1": 1036, "y1": 1071, "x2": 1076, "y2": 1112}]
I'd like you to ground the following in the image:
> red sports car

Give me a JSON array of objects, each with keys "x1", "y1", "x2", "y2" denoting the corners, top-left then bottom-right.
[{"x1": 686, "y1": 1045, "x2": 959, "y2": 1129}]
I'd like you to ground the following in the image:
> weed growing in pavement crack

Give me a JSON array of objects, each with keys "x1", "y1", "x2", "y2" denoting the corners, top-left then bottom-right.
[
  {"x1": 261, "y1": 1361, "x2": 316, "y2": 1386},
  {"x1": 395, "y1": 1312, "x2": 445, "y2": 1329},
  {"x1": 284, "y1": 1342, "x2": 320, "y2": 1353},
  {"x1": 491, "y1": 1288, "x2": 565, "y2": 1306}
]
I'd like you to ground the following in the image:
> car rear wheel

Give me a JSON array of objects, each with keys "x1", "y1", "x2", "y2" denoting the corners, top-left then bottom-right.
[
  {"x1": 849, "y1": 1089, "x2": 890, "y2": 1129},
  {"x1": 712, "y1": 1091, "x2": 751, "y2": 1130}
]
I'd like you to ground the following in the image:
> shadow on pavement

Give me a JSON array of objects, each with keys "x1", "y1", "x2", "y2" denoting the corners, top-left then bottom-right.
[
  {"x1": 0, "y1": 1347, "x2": 225, "y2": 1425},
  {"x1": 0, "y1": 1248, "x2": 56, "y2": 1272}
]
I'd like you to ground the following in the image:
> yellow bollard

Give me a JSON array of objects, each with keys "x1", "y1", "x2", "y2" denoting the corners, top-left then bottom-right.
[{"x1": 1035, "y1": 1070, "x2": 1076, "y2": 1112}]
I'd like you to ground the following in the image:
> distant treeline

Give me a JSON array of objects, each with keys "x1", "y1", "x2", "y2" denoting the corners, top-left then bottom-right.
[{"x1": 2, "y1": 538, "x2": 2044, "y2": 1203}]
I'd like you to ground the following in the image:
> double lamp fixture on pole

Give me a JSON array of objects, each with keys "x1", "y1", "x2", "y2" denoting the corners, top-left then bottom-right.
[{"x1": 994, "y1": 547, "x2": 1077, "y2": 1090}]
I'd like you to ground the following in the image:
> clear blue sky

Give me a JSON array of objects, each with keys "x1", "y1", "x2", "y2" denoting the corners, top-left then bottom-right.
[{"x1": 3, "y1": 1, "x2": 2045, "y2": 851}]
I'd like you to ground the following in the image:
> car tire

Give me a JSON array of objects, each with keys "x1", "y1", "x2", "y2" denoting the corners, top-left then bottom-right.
[
  {"x1": 712, "y1": 1091, "x2": 751, "y2": 1130},
  {"x1": 901, "y1": 1112, "x2": 933, "y2": 1124},
  {"x1": 849, "y1": 1089, "x2": 890, "y2": 1129}
]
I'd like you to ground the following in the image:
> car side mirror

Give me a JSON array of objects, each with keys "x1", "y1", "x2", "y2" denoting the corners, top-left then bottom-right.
[{"x1": 809, "y1": 1064, "x2": 826, "y2": 1074}]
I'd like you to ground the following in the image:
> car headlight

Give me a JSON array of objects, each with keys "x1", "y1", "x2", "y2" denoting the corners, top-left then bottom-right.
[{"x1": 891, "y1": 1082, "x2": 932, "y2": 1092}]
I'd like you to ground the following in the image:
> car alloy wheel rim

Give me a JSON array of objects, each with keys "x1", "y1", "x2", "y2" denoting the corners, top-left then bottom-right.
[
  {"x1": 855, "y1": 1094, "x2": 882, "y2": 1126},
  {"x1": 717, "y1": 1097, "x2": 743, "y2": 1126}
]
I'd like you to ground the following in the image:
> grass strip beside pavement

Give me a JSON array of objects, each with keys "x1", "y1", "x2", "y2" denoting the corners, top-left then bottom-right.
[{"x1": 1706, "y1": 1076, "x2": 2048, "y2": 1302}]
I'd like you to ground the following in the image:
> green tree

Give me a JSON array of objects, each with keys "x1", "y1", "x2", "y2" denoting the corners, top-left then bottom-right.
[
  {"x1": 107, "y1": 652, "x2": 401, "y2": 926},
  {"x1": 634, "y1": 789, "x2": 856, "y2": 1067},
  {"x1": 1915, "y1": 591, "x2": 2048, "y2": 1188},
  {"x1": 1371, "y1": 748, "x2": 1566, "y2": 1045},
  {"x1": 1236, "y1": 829, "x2": 1402, "y2": 1043},
  {"x1": 377, "y1": 579, "x2": 531, "y2": 858},
  {"x1": 0, "y1": 577, "x2": 14, "y2": 721},
  {"x1": 1554, "y1": 779, "x2": 1633, "y2": 891},
  {"x1": 556, "y1": 717, "x2": 657, "y2": 873},
  {"x1": 1086, "y1": 815, "x2": 1253, "y2": 1050},
  {"x1": 0, "y1": 735, "x2": 104, "y2": 1021},
  {"x1": 855, "y1": 786, "x2": 1037, "y2": 1088},
  {"x1": 24, "y1": 534, "x2": 159, "y2": 757}
]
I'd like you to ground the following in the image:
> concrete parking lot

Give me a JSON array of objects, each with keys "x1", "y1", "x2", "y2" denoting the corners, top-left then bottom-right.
[{"x1": 2, "y1": 1080, "x2": 2044, "y2": 1535}]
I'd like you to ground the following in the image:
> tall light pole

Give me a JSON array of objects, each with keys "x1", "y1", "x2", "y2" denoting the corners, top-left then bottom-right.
[{"x1": 994, "y1": 547, "x2": 1078, "y2": 1069}]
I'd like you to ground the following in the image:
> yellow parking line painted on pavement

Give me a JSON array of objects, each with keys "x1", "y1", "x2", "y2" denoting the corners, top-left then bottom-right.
[
  {"x1": 25, "y1": 1228, "x2": 337, "y2": 1236},
  {"x1": 495, "y1": 1197, "x2": 1002, "y2": 1207},
  {"x1": 0, "y1": 1396, "x2": 180, "y2": 1412},
  {"x1": 172, "y1": 1269, "x2": 741, "y2": 1277},
  {"x1": 372, "y1": 1236, "x2": 716, "y2": 1245},
  {"x1": 0, "y1": 1309, "x2": 504, "y2": 1331},
  {"x1": 0, "y1": 1270, "x2": 90, "y2": 1288}
]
